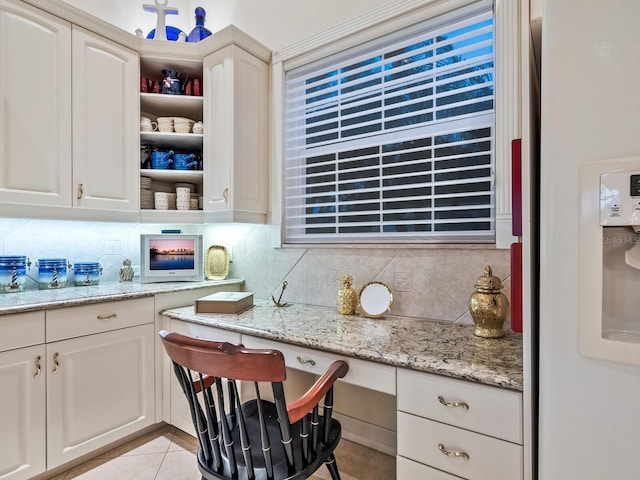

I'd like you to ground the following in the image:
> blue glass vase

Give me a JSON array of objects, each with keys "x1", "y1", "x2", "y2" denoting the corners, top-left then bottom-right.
[{"x1": 187, "y1": 7, "x2": 212, "y2": 42}]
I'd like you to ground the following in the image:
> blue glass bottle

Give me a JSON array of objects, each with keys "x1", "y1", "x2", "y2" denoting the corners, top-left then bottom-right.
[{"x1": 187, "y1": 7, "x2": 212, "y2": 42}]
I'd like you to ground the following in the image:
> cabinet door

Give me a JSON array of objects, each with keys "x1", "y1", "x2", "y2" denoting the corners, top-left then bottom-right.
[
  {"x1": 72, "y1": 26, "x2": 139, "y2": 212},
  {"x1": 0, "y1": 0, "x2": 72, "y2": 208},
  {"x1": 203, "y1": 45, "x2": 268, "y2": 223},
  {"x1": 46, "y1": 324, "x2": 155, "y2": 468},
  {"x1": 0, "y1": 345, "x2": 46, "y2": 480}
]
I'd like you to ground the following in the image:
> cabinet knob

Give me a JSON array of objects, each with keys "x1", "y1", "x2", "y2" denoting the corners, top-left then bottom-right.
[
  {"x1": 438, "y1": 395, "x2": 469, "y2": 410},
  {"x1": 438, "y1": 443, "x2": 470, "y2": 461},
  {"x1": 296, "y1": 356, "x2": 316, "y2": 366},
  {"x1": 34, "y1": 355, "x2": 42, "y2": 378},
  {"x1": 52, "y1": 352, "x2": 60, "y2": 374}
]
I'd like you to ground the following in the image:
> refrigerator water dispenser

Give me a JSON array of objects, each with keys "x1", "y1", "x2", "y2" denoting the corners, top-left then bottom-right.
[{"x1": 580, "y1": 157, "x2": 640, "y2": 364}]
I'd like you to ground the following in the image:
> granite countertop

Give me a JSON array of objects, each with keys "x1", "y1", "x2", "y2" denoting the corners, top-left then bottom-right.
[
  {"x1": 0, "y1": 279, "x2": 244, "y2": 315},
  {"x1": 162, "y1": 300, "x2": 523, "y2": 391}
]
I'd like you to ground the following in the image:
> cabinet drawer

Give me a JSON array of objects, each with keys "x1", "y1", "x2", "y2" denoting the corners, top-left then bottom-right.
[
  {"x1": 397, "y1": 456, "x2": 462, "y2": 480},
  {"x1": 169, "y1": 319, "x2": 242, "y2": 344},
  {"x1": 397, "y1": 411, "x2": 523, "y2": 480},
  {"x1": 241, "y1": 335, "x2": 395, "y2": 395},
  {"x1": 0, "y1": 311, "x2": 45, "y2": 352},
  {"x1": 46, "y1": 297, "x2": 154, "y2": 342},
  {"x1": 397, "y1": 368, "x2": 522, "y2": 444}
]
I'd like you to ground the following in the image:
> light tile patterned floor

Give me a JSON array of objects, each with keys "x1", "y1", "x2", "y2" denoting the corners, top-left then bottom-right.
[{"x1": 48, "y1": 425, "x2": 395, "y2": 480}]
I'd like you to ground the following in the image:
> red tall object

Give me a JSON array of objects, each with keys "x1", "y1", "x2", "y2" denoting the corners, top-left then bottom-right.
[{"x1": 510, "y1": 138, "x2": 523, "y2": 333}]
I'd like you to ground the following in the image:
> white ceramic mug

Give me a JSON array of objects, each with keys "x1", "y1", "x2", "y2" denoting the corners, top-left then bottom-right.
[
  {"x1": 175, "y1": 187, "x2": 191, "y2": 199},
  {"x1": 140, "y1": 117, "x2": 157, "y2": 132},
  {"x1": 167, "y1": 192, "x2": 177, "y2": 209},
  {"x1": 154, "y1": 192, "x2": 169, "y2": 210}
]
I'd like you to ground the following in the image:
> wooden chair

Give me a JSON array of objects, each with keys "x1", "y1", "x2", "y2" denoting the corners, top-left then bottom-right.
[{"x1": 159, "y1": 330, "x2": 350, "y2": 480}]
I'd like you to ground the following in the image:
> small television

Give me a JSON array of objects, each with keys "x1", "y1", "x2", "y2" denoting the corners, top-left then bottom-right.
[{"x1": 140, "y1": 234, "x2": 203, "y2": 283}]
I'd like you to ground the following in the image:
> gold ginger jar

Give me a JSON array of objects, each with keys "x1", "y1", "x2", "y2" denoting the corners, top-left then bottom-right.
[
  {"x1": 469, "y1": 265, "x2": 509, "y2": 338},
  {"x1": 337, "y1": 274, "x2": 357, "y2": 315}
]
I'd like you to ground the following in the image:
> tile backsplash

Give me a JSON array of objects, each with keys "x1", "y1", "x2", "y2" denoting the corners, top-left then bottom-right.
[{"x1": 0, "y1": 218, "x2": 511, "y2": 329}]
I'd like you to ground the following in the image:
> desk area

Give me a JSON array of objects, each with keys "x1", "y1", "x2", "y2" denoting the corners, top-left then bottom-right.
[
  {"x1": 162, "y1": 300, "x2": 524, "y2": 480},
  {"x1": 161, "y1": 300, "x2": 523, "y2": 390}
]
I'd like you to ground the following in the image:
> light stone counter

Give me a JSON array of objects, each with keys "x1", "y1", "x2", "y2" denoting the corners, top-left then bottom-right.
[
  {"x1": 162, "y1": 300, "x2": 523, "y2": 391},
  {"x1": 0, "y1": 279, "x2": 244, "y2": 315}
]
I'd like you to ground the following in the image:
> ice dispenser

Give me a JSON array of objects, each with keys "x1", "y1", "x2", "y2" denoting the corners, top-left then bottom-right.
[{"x1": 580, "y1": 157, "x2": 640, "y2": 364}]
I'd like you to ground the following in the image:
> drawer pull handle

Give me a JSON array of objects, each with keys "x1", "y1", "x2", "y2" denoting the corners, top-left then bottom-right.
[
  {"x1": 438, "y1": 443, "x2": 469, "y2": 461},
  {"x1": 97, "y1": 313, "x2": 117, "y2": 320},
  {"x1": 297, "y1": 356, "x2": 316, "y2": 366},
  {"x1": 34, "y1": 355, "x2": 42, "y2": 378},
  {"x1": 438, "y1": 395, "x2": 469, "y2": 410},
  {"x1": 52, "y1": 352, "x2": 60, "y2": 374}
]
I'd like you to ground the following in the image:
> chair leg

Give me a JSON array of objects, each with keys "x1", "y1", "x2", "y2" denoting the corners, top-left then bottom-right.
[{"x1": 325, "y1": 454, "x2": 342, "y2": 480}]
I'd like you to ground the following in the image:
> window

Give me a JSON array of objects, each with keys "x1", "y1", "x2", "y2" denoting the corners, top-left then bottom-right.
[{"x1": 283, "y1": 4, "x2": 495, "y2": 243}]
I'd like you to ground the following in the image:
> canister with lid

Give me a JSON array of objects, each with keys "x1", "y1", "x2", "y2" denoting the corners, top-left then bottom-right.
[
  {"x1": 36, "y1": 258, "x2": 69, "y2": 289},
  {"x1": 73, "y1": 262, "x2": 102, "y2": 286},
  {"x1": 0, "y1": 256, "x2": 30, "y2": 293}
]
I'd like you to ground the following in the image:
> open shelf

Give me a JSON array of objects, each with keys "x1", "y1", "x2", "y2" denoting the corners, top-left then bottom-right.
[
  {"x1": 140, "y1": 169, "x2": 203, "y2": 184},
  {"x1": 140, "y1": 93, "x2": 203, "y2": 120},
  {"x1": 140, "y1": 131, "x2": 203, "y2": 150}
]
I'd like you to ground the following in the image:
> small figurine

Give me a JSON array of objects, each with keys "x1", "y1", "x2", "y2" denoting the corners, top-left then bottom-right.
[
  {"x1": 337, "y1": 274, "x2": 357, "y2": 315},
  {"x1": 119, "y1": 259, "x2": 134, "y2": 282}
]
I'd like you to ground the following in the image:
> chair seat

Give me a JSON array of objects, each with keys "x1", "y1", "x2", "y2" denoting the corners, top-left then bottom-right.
[{"x1": 198, "y1": 399, "x2": 342, "y2": 480}]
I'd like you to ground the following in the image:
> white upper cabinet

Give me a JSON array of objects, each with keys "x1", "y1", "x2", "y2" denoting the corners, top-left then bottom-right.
[
  {"x1": 0, "y1": 0, "x2": 72, "y2": 208},
  {"x1": 203, "y1": 44, "x2": 269, "y2": 224},
  {"x1": 72, "y1": 26, "x2": 139, "y2": 212}
]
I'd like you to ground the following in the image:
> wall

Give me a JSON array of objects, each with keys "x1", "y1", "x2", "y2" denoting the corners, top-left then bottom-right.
[
  {"x1": 60, "y1": 0, "x2": 390, "y2": 50},
  {"x1": 0, "y1": 218, "x2": 510, "y2": 328},
  {"x1": 539, "y1": 0, "x2": 640, "y2": 478}
]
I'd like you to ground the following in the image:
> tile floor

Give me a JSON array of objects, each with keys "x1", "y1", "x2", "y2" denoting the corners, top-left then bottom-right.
[{"x1": 48, "y1": 425, "x2": 396, "y2": 480}]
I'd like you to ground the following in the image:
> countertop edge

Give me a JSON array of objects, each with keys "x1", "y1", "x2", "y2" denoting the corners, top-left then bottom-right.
[
  {"x1": 162, "y1": 303, "x2": 524, "y2": 392},
  {"x1": 0, "y1": 279, "x2": 244, "y2": 315}
]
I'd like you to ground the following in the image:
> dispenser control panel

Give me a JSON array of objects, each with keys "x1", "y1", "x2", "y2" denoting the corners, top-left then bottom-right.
[{"x1": 600, "y1": 171, "x2": 640, "y2": 226}]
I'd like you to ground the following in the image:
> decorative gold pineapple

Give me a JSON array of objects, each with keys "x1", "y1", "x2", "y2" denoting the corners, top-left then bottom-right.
[{"x1": 337, "y1": 274, "x2": 357, "y2": 315}]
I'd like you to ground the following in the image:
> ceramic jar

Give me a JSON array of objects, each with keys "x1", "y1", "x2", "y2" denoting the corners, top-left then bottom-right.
[
  {"x1": 36, "y1": 258, "x2": 69, "y2": 289},
  {"x1": 469, "y1": 265, "x2": 509, "y2": 338},
  {"x1": 0, "y1": 256, "x2": 29, "y2": 293},
  {"x1": 73, "y1": 262, "x2": 102, "y2": 286}
]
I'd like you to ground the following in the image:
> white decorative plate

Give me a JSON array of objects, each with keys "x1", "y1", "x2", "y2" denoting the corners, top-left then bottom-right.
[
  {"x1": 359, "y1": 281, "x2": 393, "y2": 318},
  {"x1": 204, "y1": 245, "x2": 230, "y2": 280}
]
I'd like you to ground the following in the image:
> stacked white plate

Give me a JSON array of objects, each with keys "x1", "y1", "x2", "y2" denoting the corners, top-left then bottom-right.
[
  {"x1": 153, "y1": 181, "x2": 173, "y2": 193},
  {"x1": 140, "y1": 176, "x2": 154, "y2": 209},
  {"x1": 173, "y1": 117, "x2": 195, "y2": 134},
  {"x1": 157, "y1": 117, "x2": 174, "y2": 132}
]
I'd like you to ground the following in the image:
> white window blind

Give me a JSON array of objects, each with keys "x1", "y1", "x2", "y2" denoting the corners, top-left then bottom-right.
[{"x1": 284, "y1": 6, "x2": 495, "y2": 243}]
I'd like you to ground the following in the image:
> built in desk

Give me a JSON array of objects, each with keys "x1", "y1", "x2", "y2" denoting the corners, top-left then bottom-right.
[
  {"x1": 162, "y1": 300, "x2": 525, "y2": 480},
  {"x1": 161, "y1": 299, "x2": 523, "y2": 390}
]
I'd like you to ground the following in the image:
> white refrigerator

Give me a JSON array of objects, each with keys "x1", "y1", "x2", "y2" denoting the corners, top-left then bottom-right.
[{"x1": 539, "y1": 1, "x2": 640, "y2": 479}]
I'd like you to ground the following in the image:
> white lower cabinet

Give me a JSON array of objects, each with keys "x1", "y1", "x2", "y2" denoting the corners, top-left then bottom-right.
[
  {"x1": 0, "y1": 298, "x2": 155, "y2": 479},
  {"x1": 397, "y1": 456, "x2": 463, "y2": 480},
  {"x1": 396, "y1": 369, "x2": 524, "y2": 480},
  {"x1": 0, "y1": 345, "x2": 47, "y2": 480},
  {"x1": 46, "y1": 323, "x2": 155, "y2": 468},
  {"x1": 0, "y1": 311, "x2": 46, "y2": 480}
]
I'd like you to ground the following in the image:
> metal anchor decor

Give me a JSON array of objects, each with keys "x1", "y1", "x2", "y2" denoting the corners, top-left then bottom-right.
[{"x1": 272, "y1": 281, "x2": 289, "y2": 307}]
